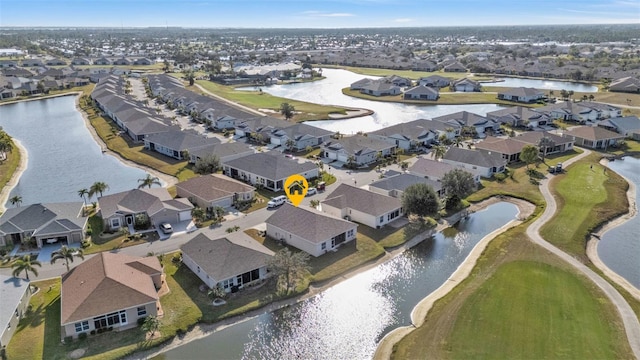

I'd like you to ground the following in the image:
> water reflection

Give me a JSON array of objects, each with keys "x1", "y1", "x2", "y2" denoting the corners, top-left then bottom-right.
[{"x1": 160, "y1": 202, "x2": 518, "y2": 360}]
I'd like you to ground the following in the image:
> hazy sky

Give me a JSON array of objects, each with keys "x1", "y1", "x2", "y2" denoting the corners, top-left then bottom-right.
[{"x1": 1, "y1": 0, "x2": 639, "y2": 28}]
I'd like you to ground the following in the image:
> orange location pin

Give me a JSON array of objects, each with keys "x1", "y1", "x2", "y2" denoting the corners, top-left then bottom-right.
[{"x1": 284, "y1": 174, "x2": 308, "y2": 207}]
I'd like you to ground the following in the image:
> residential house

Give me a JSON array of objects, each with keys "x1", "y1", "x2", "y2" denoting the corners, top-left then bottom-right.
[
  {"x1": 497, "y1": 87, "x2": 545, "y2": 103},
  {"x1": 98, "y1": 188, "x2": 193, "y2": 232},
  {"x1": 403, "y1": 85, "x2": 439, "y2": 101},
  {"x1": 443, "y1": 61, "x2": 467, "y2": 72},
  {"x1": 384, "y1": 75, "x2": 412, "y2": 87},
  {"x1": 0, "y1": 275, "x2": 31, "y2": 348},
  {"x1": 368, "y1": 119, "x2": 438, "y2": 150},
  {"x1": 60, "y1": 253, "x2": 163, "y2": 339},
  {"x1": 133, "y1": 58, "x2": 154, "y2": 65},
  {"x1": 487, "y1": 106, "x2": 551, "y2": 128},
  {"x1": 427, "y1": 118, "x2": 462, "y2": 140},
  {"x1": 0, "y1": 88, "x2": 16, "y2": 99},
  {"x1": 451, "y1": 78, "x2": 481, "y2": 92},
  {"x1": 320, "y1": 183, "x2": 403, "y2": 229},
  {"x1": 597, "y1": 116, "x2": 640, "y2": 137},
  {"x1": 350, "y1": 78, "x2": 374, "y2": 91},
  {"x1": 412, "y1": 60, "x2": 438, "y2": 72},
  {"x1": 45, "y1": 58, "x2": 67, "y2": 66},
  {"x1": 442, "y1": 147, "x2": 507, "y2": 178},
  {"x1": 418, "y1": 75, "x2": 451, "y2": 88},
  {"x1": 563, "y1": 126, "x2": 625, "y2": 149},
  {"x1": 94, "y1": 57, "x2": 112, "y2": 66},
  {"x1": 188, "y1": 142, "x2": 254, "y2": 164},
  {"x1": 408, "y1": 157, "x2": 480, "y2": 183},
  {"x1": 21, "y1": 59, "x2": 44, "y2": 67},
  {"x1": 208, "y1": 114, "x2": 237, "y2": 130},
  {"x1": 323, "y1": 135, "x2": 397, "y2": 166},
  {"x1": 358, "y1": 79, "x2": 402, "y2": 97},
  {"x1": 2, "y1": 68, "x2": 34, "y2": 78},
  {"x1": 144, "y1": 130, "x2": 220, "y2": 160},
  {"x1": 181, "y1": 232, "x2": 274, "y2": 292},
  {"x1": 233, "y1": 116, "x2": 293, "y2": 142},
  {"x1": 369, "y1": 173, "x2": 444, "y2": 198},
  {"x1": 0, "y1": 203, "x2": 87, "y2": 248},
  {"x1": 609, "y1": 76, "x2": 640, "y2": 93},
  {"x1": 266, "y1": 203, "x2": 358, "y2": 257},
  {"x1": 474, "y1": 137, "x2": 531, "y2": 163},
  {"x1": 113, "y1": 57, "x2": 131, "y2": 66},
  {"x1": 222, "y1": 151, "x2": 319, "y2": 192},
  {"x1": 536, "y1": 101, "x2": 621, "y2": 123},
  {"x1": 269, "y1": 123, "x2": 333, "y2": 151},
  {"x1": 176, "y1": 173, "x2": 255, "y2": 210},
  {"x1": 432, "y1": 111, "x2": 499, "y2": 137},
  {"x1": 71, "y1": 58, "x2": 91, "y2": 66}
]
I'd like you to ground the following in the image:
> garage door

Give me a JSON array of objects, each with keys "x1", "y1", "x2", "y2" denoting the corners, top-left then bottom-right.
[
  {"x1": 214, "y1": 197, "x2": 233, "y2": 208},
  {"x1": 178, "y1": 211, "x2": 192, "y2": 221},
  {"x1": 337, "y1": 154, "x2": 349, "y2": 163}
]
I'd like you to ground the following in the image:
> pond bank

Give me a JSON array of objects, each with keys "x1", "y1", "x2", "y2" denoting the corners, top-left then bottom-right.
[{"x1": 0, "y1": 138, "x2": 27, "y2": 213}]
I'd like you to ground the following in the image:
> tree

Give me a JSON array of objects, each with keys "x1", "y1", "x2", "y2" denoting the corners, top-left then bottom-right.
[
  {"x1": 78, "y1": 188, "x2": 89, "y2": 207},
  {"x1": 520, "y1": 144, "x2": 539, "y2": 170},
  {"x1": 268, "y1": 248, "x2": 310, "y2": 294},
  {"x1": 9, "y1": 195, "x2": 22, "y2": 207},
  {"x1": 141, "y1": 315, "x2": 160, "y2": 337},
  {"x1": 433, "y1": 145, "x2": 447, "y2": 161},
  {"x1": 191, "y1": 207, "x2": 206, "y2": 225},
  {"x1": 285, "y1": 138, "x2": 296, "y2": 151},
  {"x1": 137, "y1": 174, "x2": 161, "y2": 189},
  {"x1": 89, "y1": 181, "x2": 109, "y2": 198},
  {"x1": 50, "y1": 246, "x2": 85, "y2": 272},
  {"x1": 588, "y1": 94, "x2": 595, "y2": 101},
  {"x1": 194, "y1": 153, "x2": 221, "y2": 175},
  {"x1": 560, "y1": 89, "x2": 568, "y2": 100},
  {"x1": 11, "y1": 255, "x2": 42, "y2": 280},
  {"x1": 568, "y1": 90, "x2": 574, "y2": 101},
  {"x1": 453, "y1": 137, "x2": 463, "y2": 148},
  {"x1": 309, "y1": 199, "x2": 320, "y2": 208},
  {"x1": 442, "y1": 169, "x2": 476, "y2": 209},
  {"x1": 183, "y1": 69, "x2": 195, "y2": 86},
  {"x1": 280, "y1": 102, "x2": 295, "y2": 121},
  {"x1": 400, "y1": 161, "x2": 409, "y2": 170},
  {"x1": 0, "y1": 129, "x2": 13, "y2": 161},
  {"x1": 401, "y1": 183, "x2": 439, "y2": 217},
  {"x1": 538, "y1": 136, "x2": 555, "y2": 164}
]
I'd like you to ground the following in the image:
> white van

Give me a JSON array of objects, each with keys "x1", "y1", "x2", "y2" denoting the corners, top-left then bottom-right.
[{"x1": 267, "y1": 195, "x2": 287, "y2": 208}]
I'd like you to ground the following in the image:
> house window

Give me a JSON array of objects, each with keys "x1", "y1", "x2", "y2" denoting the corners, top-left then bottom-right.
[
  {"x1": 74, "y1": 320, "x2": 89, "y2": 333},
  {"x1": 347, "y1": 229, "x2": 355, "y2": 238},
  {"x1": 137, "y1": 306, "x2": 147, "y2": 317},
  {"x1": 111, "y1": 218, "x2": 120, "y2": 228},
  {"x1": 94, "y1": 310, "x2": 127, "y2": 329},
  {"x1": 221, "y1": 278, "x2": 233, "y2": 290},
  {"x1": 321, "y1": 242, "x2": 326, "y2": 250},
  {"x1": 379, "y1": 216, "x2": 384, "y2": 223}
]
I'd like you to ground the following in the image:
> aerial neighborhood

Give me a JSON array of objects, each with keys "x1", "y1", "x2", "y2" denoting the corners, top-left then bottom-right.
[{"x1": 0, "y1": 23, "x2": 639, "y2": 360}]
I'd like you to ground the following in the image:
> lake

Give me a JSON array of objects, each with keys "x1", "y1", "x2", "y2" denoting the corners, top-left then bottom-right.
[
  {"x1": 0, "y1": 96, "x2": 152, "y2": 207},
  {"x1": 157, "y1": 202, "x2": 519, "y2": 360},
  {"x1": 597, "y1": 156, "x2": 640, "y2": 290}
]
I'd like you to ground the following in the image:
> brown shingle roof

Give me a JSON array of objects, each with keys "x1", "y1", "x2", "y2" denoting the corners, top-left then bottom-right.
[
  {"x1": 321, "y1": 183, "x2": 401, "y2": 216},
  {"x1": 176, "y1": 174, "x2": 255, "y2": 202},
  {"x1": 61, "y1": 253, "x2": 161, "y2": 324},
  {"x1": 266, "y1": 203, "x2": 357, "y2": 244},
  {"x1": 564, "y1": 126, "x2": 625, "y2": 141}
]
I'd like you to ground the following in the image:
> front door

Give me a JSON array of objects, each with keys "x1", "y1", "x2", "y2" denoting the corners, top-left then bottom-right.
[{"x1": 126, "y1": 215, "x2": 133, "y2": 225}]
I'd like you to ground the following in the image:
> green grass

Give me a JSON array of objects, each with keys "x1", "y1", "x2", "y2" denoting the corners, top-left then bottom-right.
[
  {"x1": 0, "y1": 146, "x2": 20, "y2": 200},
  {"x1": 540, "y1": 153, "x2": 629, "y2": 260},
  {"x1": 358, "y1": 220, "x2": 434, "y2": 249},
  {"x1": 194, "y1": 80, "x2": 350, "y2": 122},
  {"x1": 82, "y1": 99, "x2": 195, "y2": 181},
  {"x1": 440, "y1": 261, "x2": 630, "y2": 360}
]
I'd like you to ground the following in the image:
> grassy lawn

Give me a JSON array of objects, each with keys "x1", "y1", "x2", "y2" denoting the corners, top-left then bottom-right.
[
  {"x1": 82, "y1": 99, "x2": 196, "y2": 181},
  {"x1": 358, "y1": 220, "x2": 434, "y2": 249},
  {"x1": 83, "y1": 215, "x2": 158, "y2": 254},
  {"x1": 437, "y1": 261, "x2": 630, "y2": 359},
  {"x1": 320, "y1": 65, "x2": 455, "y2": 80},
  {"x1": 606, "y1": 139, "x2": 640, "y2": 156},
  {"x1": 194, "y1": 80, "x2": 350, "y2": 122},
  {"x1": 539, "y1": 153, "x2": 629, "y2": 261},
  {"x1": 0, "y1": 148, "x2": 20, "y2": 201}
]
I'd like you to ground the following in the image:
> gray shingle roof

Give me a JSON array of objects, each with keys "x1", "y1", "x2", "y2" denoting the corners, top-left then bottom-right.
[
  {"x1": 368, "y1": 119, "x2": 437, "y2": 142},
  {"x1": 443, "y1": 147, "x2": 507, "y2": 168},
  {"x1": 181, "y1": 232, "x2": 274, "y2": 282},
  {"x1": 321, "y1": 183, "x2": 401, "y2": 216},
  {"x1": 266, "y1": 203, "x2": 357, "y2": 244},
  {"x1": 433, "y1": 111, "x2": 494, "y2": 127},
  {"x1": 323, "y1": 135, "x2": 395, "y2": 156},
  {"x1": 223, "y1": 151, "x2": 318, "y2": 181},
  {"x1": 98, "y1": 188, "x2": 191, "y2": 218},
  {"x1": 369, "y1": 173, "x2": 442, "y2": 193},
  {"x1": 145, "y1": 130, "x2": 220, "y2": 151},
  {"x1": 176, "y1": 174, "x2": 255, "y2": 202},
  {"x1": 0, "y1": 275, "x2": 29, "y2": 332},
  {"x1": 0, "y1": 203, "x2": 85, "y2": 236},
  {"x1": 190, "y1": 142, "x2": 254, "y2": 161},
  {"x1": 408, "y1": 158, "x2": 458, "y2": 180}
]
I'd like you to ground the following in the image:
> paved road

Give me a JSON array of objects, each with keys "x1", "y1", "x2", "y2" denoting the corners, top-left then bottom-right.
[{"x1": 526, "y1": 148, "x2": 640, "y2": 359}]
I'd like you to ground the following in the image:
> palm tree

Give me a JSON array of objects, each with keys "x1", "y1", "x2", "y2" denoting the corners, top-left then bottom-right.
[
  {"x1": 433, "y1": 145, "x2": 447, "y2": 161},
  {"x1": 9, "y1": 195, "x2": 22, "y2": 207},
  {"x1": 50, "y1": 246, "x2": 85, "y2": 272},
  {"x1": 568, "y1": 90, "x2": 574, "y2": 101},
  {"x1": 137, "y1": 174, "x2": 161, "y2": 189},
  {"x1": 453, "y1": 137, "x2": 463, "y2": 148},
  {"x1": 89, "y1": 181, "x2": 109, "y2": 198},
  {"x1": 11, "y1": 255, "x2": 42, "y2": 280},
  {"x1": 538, "y1": 136, "x2": 555, "y2": 164},
  {"x1": 78, "y1": 188, "x2": 89, "y2": 206}
]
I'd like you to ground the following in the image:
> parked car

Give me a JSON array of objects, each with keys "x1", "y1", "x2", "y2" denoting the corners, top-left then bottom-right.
[
  {"x1": 306, "y1": 187, "x2": 317, "y2": 196},
  {"x1": 160, "y1": 222, "x2": 173, "y2": 234},
  {"x1": 267, "y1": 195, "x2": 287, "y2": 208}
]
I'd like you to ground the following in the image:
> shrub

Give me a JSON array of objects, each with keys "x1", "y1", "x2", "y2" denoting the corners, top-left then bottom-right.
[
  {"x1": 97, "y1": 328, "x2": 104, "y2": 334},
  {"x1": 78, "y1": 332, "x2": 88, "y2": 340},
  {"x1": 85, "y1": 228, "x2": 92, "y2": 236},
  {"x1": 172, "y1": 253, "x2": 182, "y2": 264},
  {"x1": 494, "y1": 173, "x2": 507, "y2": 182},
  {"x1": 137, "y1": 317, "x2": 147, "y2": 326},
  {"x1": 63, "y1": 336, "x2": 73, "y2": 344},
  {"x1": 81, "y1": 241, "x2": 91, "y2": 248},
  {"x1": 107, "y1": 327, "x2": 113, "y2": 332},
  {"x1": 90, "y1": 330, "x2": 96, "y2": 335}
]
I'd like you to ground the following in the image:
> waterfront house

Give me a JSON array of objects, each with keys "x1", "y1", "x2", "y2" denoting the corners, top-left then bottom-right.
[
  {"x1": 369, "y1": 173, "x2": 444, "y2": 198},
  {"x1": 60, "y1": 252, "x2": 163, "y2": 339},
  {"x1": 233, "y1": 116, "x2": 293, "y2": 142},
  {"x1": 497, "y1": 87, "x2": 545, "y2": 103},
  {"x1": 143, "y1": 130, "x2": 220, "y2": 160},
  {"x1": 368, "y1": 119, "x2": 438, "y2": 150},
  {"x1": 181, "y1": 232, "x2": 274, "y2": 292},
  {"x1": 418, "y1": 75, "x2": 451, "y2": 88},
  {"x1": 98, "y1": 188, "x2": 193, "y2": 232},
  {"x1": 323, "y1": 135, "x2": 397, "y2": 166},
  {"x1": 266, "y1": 203, "x2": 358, "y2": 257},
  {"x1": 451, "y1": 78, "x2": 481, "y2": 92},
  {"x1": 0, "y1": 203, "x2": 87, "y2": 248},
  {"x1": 176, "y1": 173, "x2": 255, "y2": 210},
  {"x1": 403, "y1": 85, "x2": 439, "y2": 101},
  {"x1": 486, "y1": 106, "x2": 551, "y2": 128},
  {"x1": 408, "y1": 157, "x2": 480, "y2": 183},
  {"x1": 535, "y1": 101, "x2": 621, "y2": 123},
  {"x1": 357, "y1": 79, "x2": 402, "y2": 97},
  {"x1": 321, "y1": 184, "x2": 403, "y2": 229},
  {"x1": 609, "y1": 76, "x2": 640, "y2": 93},
  {"x1": 597, "y1": 116, "x2": 640, "y2": 137},
  {"x1": 442, "y1": 147, "x2": 507, "y2": 178},
  {"x1": 0, "y1": 275, "x2": 31, "y2": 348},
  {"x1": 563, "y1": 126, "x2": 625, "y2": 149},
  {"x1": 188, "y1": 142, "x2": 254, "y2": 164},
  {"x1": 222, "y1": 151, "x2": 319, "y2": 192}
]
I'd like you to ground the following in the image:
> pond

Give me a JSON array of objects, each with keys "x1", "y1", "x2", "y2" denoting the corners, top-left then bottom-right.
[
  {"x1": 490, "y1": 77, "x2": 598, "y2": 92},
  {"x1": 157, "y1": 202, "x2": 519, "y2": 360},
  {"x1": 0, "y1": 96, "x2": 152, "y2": 207},
  {"x1": 597, "y1": 156, "x2": 640, "y2": 290}
]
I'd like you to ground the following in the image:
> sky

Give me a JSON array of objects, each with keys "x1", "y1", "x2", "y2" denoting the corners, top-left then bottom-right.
[{"x1": 0, "y1": 0, "x2": 639, "y2": 28}]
